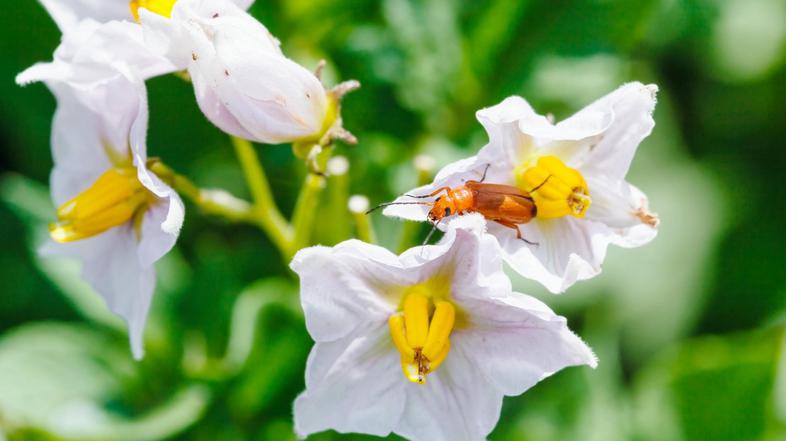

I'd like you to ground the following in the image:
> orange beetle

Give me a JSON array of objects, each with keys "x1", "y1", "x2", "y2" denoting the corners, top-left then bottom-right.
[{"x1": 370, "y1": 165, "x2": 550, "y2": 244}]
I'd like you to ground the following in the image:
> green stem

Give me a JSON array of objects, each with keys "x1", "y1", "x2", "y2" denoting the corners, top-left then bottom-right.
[
  {"x1": 349, "y1": 196, "x2": 377, "y2": 244},
  {"x1": 231, "y1": 136, "x2": 294, "y2": 256},
  {"x1": 324, "y1": 156, "x2": 352, "y2": 244},
  {"x1": 291, "y1": 173, "x2": 326, "y2": 254},
  {"x1": 149, "y1": 161, "x2": 255, "y2": 223}
]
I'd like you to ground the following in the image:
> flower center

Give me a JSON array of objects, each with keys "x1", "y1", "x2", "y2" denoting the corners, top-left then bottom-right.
[
  {"x1": 514, "y1": 155, "x2": 591, "y2": 219},
  {"x1": 388, "y1": 287, "x2": 455, "y2": 385},
  {"x1": 50, "y1": 167, "x2": 152, "y2": 243},
  {"x1": 130, "y1": 0, "x2": 177, "y2": 21}
]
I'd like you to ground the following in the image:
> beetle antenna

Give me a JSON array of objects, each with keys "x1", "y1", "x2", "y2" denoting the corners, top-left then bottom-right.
[
  {"x1": 421, "y1": 219, "x2": 442, "y2": 246},
  {"x1": 365, "y1": 201, "x2": 432, "y2": 215},
  {"x1": 529, "y1": 174, "x2": 552, "y2": 193},
  {"x1": 402, "y1": 193, "x2": 432, "y2": 199}
]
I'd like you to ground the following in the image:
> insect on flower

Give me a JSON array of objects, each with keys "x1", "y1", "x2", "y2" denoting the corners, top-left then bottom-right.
[{"x1": 368, "y1": 165, "x2": 551, "y2": 245}]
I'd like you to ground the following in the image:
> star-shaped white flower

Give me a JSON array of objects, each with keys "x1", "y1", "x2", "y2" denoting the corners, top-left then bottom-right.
[
  {"x1": 138, "y1": 0, "x2": 342, "y2": 145},
  {"x1": 290, "y1": 215, "x2": 596, "y2": 441},
  {"x1": 383, "y1": 83, "x2": 660, "y2": 293},
  {"x1": 17, "y1": 20, "x2": 185, "y2": 359}
]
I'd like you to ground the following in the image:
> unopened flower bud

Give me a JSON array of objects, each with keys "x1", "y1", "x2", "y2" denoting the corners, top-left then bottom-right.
[{"x1": 140, "y1": 0, "x2": 343, "y2": 145}]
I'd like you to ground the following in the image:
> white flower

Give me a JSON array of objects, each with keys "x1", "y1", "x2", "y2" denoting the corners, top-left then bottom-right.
[
  {"x1": 138, "y1": 0, "x2": 338, "y2": 145},
  {"x1": 290, "y1": 215, "x2": 596, "y2": 441},
  {"x1": 383, "y1": 82, "x2": 660, "y2": 293},
  {"x1": 16, "y1": 20, "x2": 185, "y2": 359}
]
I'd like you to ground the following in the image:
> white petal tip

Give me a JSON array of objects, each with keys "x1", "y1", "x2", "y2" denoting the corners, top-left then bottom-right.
[{"x1": 16, "y1": 69, "x2": 39, "y2": 86}]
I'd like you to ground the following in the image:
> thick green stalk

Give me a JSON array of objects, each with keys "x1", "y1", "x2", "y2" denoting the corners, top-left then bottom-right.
[
  {"x1": 291, "y1": 173, "x2": 326, "y2": 254},
  {"x1": 231, "y1": 136, "x2": 294, "y2": 256}
]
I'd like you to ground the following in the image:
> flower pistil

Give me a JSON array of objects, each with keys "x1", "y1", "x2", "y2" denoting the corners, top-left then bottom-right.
[
  {"x1": 50, "y1": 167, "x2": 152, "y2": 243},
  {"x1": 515, "y1": 155, "x2": 591, "y2": 218},
  {"x1": 388, "y1": 286, "x2": 455, "y2": 384}
]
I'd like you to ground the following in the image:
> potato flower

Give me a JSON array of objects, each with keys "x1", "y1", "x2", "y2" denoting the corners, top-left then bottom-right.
[
  {"x1": 290, "y1": 215, "x2": 596, "y2": 440},
  {"x1": 384, "y1": 83, "x2": 660, "y2": 293},
  {"x1": 17, "y1": 20, "x2": 184, "y2": 358}
]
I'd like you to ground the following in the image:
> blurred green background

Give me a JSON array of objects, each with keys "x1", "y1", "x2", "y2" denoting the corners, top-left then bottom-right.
[{"x1": 2, "y1": 0, "x2": 786, "y2": 440}]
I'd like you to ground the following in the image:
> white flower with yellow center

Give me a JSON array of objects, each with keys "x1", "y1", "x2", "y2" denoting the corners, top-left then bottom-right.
[
  {"x1": 137, "y1": 0, "x2": 343, "y2": 145},
  {"x1": 17, "y1": 20, "x2": 184, "y2": 359},
  {"x1": 384, "y1": 83, "x2": 660, "y2": 293},
  {"x1": 290, "y1": 216, "x2": 596, "y2": 441}
]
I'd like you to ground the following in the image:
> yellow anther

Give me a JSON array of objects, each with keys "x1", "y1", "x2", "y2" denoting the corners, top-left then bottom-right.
[
  {"x1": 390, "y1": 292, "x2": 457, "y2": 384},
  {"x1": 388, "y1": 314, "x2": 415, "y2": 362},
  {"x1": 422, "y1": 301, "x2": 454, "y2": 360},
  {"x1": 130, "y1": 0, "x2": 178, "y2": 22},
  {"x1": 515, "y1": 155, "x2": 591, "y2": 219},
  {"x1": 425, "y1": 339, "x2": 450, "y2": 373},
  {"x1": 50, "y1": 167, "x2": 151, "y2": 243},
  {"x1": 403, "y1": 292, "x2": 429, "y2": 349}
]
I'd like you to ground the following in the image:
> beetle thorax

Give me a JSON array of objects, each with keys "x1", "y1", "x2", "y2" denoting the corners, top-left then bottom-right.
[{"x1": 429, "y1": 187, "x2": 474, "y2": 221}]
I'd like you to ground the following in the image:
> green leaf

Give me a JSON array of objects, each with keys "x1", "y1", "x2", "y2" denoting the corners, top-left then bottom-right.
[
  {"x1": 0, "y1": 322, "x2": 210, "y2": 441},
  {"x1": 633, "y1": 328, "x2": 784, "y2": 441}
]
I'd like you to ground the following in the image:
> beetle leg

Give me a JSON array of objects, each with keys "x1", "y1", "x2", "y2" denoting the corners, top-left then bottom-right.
[
  {"x1": 403, "y1": 187, "x2": 451, "y2": 199},
  {"x1": 494, "y1": 220, "x2": 539, "y2": 247}
]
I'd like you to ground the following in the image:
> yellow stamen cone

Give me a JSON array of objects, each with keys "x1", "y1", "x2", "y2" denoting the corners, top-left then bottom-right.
[
  {"x1": 426, "y1": 339, "x2": 450, "y2": 373},
  {"x1": 516, "y1": 155, "x2": 591, "y2": 219},
  {"x1": 403, "y1": 293, "x2": 429, "y2": 349},
  {"x1": 130, "y1": 0, "x2": 178, "y2": 21},
  {"x1": 50, "y1": 168, "x2": 151, "y2": 243},
  {"x1": 388, "y1": 314, "x2": 415, "y2": 362},
  {"x1": 422, "y1": 301, "x2": 455, "y2": 360}
]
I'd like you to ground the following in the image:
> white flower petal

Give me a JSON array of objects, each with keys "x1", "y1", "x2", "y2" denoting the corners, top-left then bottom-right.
[
  {"x1": 41, "y1": 227, "x2": 155, "y2": 359},
  {"x1": 37, "y1": 0, "x2": 131, "y2": 32},
  {"x1": 231, "y1": 0, "x2": 256, "y2": 9},
  {"x1": 585, "y1": 175, "x2": 658, "y2": 247},
  {"x1": 476, "y1": 96, "x2": 543, "y2": 169},
  {"x1": 294, "y1": 323, "x2": 405, "y2": 438},
  {"x1": 291, "y1": 242, "x2": 407, "y2": 343},
  {"x1": 46, "y1": 85, "x2": 113, "y2": 205},
  {"x1": 493, "y1": 217, "x2": 612, "y2": 293},
  {"x1": 396, "y1": 343, "x2": 503, "y2": 441},
  {"x1": 457, "y1": 293, "x2": 596, "y2": 396},
  {"x1": 136, "y1": 191, "x2": 184, "y2": 267},
  {"x1": 571, "y1": 82, "x2": 658, "y2": 179},
  {"x1": 191, "y1": 67, "x2": 258, "y2": 139}
]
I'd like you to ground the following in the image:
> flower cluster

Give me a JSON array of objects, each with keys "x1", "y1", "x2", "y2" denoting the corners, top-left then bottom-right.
[{"x1": 18, "y1": 0, "x2": 659, "y2": 439}]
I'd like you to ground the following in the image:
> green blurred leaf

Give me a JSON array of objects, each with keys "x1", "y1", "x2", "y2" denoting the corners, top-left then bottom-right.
[
  {"x1": 633, "y1": 328, "x2": 784, "y2": 441},
  {"x1": 0, "y1": 322, "x2": 210, "y2": 441}
]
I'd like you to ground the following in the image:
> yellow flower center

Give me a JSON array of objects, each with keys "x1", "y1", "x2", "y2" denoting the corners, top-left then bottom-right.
[
  {"x1": 50, "y1": 167, "x2": 152, "y2": 243},
  {"x1": 130, "y1": 0, "x2": 177, "y2": 21},
  {"x1": 388, "y1": 286, "x2": 456, "y2": 385},
  {"x1": 515, "y1": 155, "x2": 591, "y2": 219}
]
